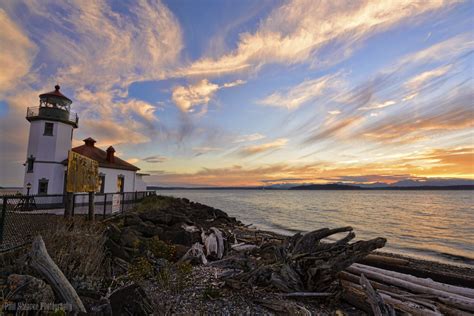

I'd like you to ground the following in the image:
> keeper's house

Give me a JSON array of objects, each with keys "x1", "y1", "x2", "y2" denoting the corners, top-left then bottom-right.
[{"x1": 23, "y1": 85, "x2": 148, "y2": 195}]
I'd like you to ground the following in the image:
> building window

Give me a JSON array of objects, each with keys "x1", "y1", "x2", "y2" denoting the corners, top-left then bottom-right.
[
  {"x1": 99, "y1": 174, "x2": 105, "y2": 193},
  {"x1": 117, "y1": 175, "x2": 124, "y2": 193},
  {"x1": 44, "y1": 122, "x2": 54, "y2": 136},
  {"x1": 26, "y1": 155, "x2": 35, "y2": 173},
  {"x1": 38, "y1": 178, "x2": 48, "y2": 195}
]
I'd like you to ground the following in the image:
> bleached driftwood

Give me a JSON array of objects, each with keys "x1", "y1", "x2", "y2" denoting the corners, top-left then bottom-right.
[
  {"x1": 181, "y1": 224, "x2": 199, "y2": 233},
  {"x1": 282, "y1": 292, "x2": 333, "y2": 298},
  {"x1": 201, "y1": 227, "x2": 225, "y2": 259},
  {"x1": 341, "y1": 271, "x2": 471, "y2": 316},
  {"x1": 342, "y1": 280, "x2": 442, "y2": 316},
  {"x1": 29, "y1": 236, "x2": 86, "y2": 313},
  {"x1": 358, "y1": 253, "x2": 474, "y2": 288},
  {"x1": 359, "y1": 273, "x2": 395, "y2": 316},
  {"x1": 353, "y1": 263, "x2": 474, "y2": 299},
  {"x1": 210, "y1": 227, "x2": 224, "y2": 259},
  {"x1": 204, "y1": 233, "x2": 218, "y2": 257},
  {"x1": 231, "y1": 243, "x2": 259, "y2": 252},
  {"x1": 346, "y1": 265, "x2": 474, "y2": 312},
  {"x1": 179, "y1": 242, "x2": 208, "y2": 265}
]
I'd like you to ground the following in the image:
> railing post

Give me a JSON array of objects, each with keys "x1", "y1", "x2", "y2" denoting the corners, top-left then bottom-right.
[
  {"x1": 64, "y1": 192, "x2": 73, "y2": 219},
  {"x1": 72, "y1": 194, "x2": 75, "y2": 217},
  {"x1": 121, "y1": 192, "x2": 125, "y2": 214},
  {"x1": 103, "y1": 194, "x2": 107, "y2": 218},
  {"x1": 88, "y1": 191, "x2": 95, "y2": 221},
  {"x1": 0, "y1": 197, "x2": 8, "y2": 245}
]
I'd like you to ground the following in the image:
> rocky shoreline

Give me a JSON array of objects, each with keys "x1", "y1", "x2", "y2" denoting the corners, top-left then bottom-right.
[{"x1": 1, "y1": 195, "x2": 473, "y2": 315}]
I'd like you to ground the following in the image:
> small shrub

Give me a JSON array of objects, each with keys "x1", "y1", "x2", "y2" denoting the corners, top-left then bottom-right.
[
  {"x1": 176, "y1": 261, "x2": 192, "y2": 275},
  {"x1": 41, "y1": 218, "x2": 107, "y2": 282},
  {"x1": 202, "y1": 285, "x2": 221, "y2": 300},
  {"x1": 175, "y1": 261, "x2": 193, "y2": 292},
  {"x1": 141, "y1": 236, "x2": 176, "y2": 261},
  {"x1": 156, "y1": 262, "x2": 172, "y2": 289},
  {"x1": 135, "y1": 195, "x2": 172, "y2": 213},
  {"x1": 128, "y1": 257, "x2": 154, "y2": 281}
]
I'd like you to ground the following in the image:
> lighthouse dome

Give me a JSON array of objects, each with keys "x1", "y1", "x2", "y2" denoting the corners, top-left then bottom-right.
[{"x1": 39, "y1": 85, "x2": 72, "y2": 108}]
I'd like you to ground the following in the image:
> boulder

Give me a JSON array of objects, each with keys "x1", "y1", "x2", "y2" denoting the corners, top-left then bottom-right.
[
  {"x1": 138, "y1": 210, "x2": 173, "y2": 225},
  {"x1": 105, "y1": 239, "x2": 130, "y2": 261},
  {"x1": 128, "y1": 223, "x2": 163, "y2": 238},
  {"x1": 120, "y1": 228, "x2": 140, "y2": 248},
  {"x1": 162, "y1": 228, "x2": 199, "y2": 247},
  {"x1": 7, "y1": 274, "x2": 55, "y2": 303},
  {"x1": 106, "y1": 223, "x2": 122, "y2": 243},
  {"x1": 124, "y1": 214, "x2": 144, "y2": 227},
  {"x1": 109, "y1": 283, "x2": 153, "y2": 316}
]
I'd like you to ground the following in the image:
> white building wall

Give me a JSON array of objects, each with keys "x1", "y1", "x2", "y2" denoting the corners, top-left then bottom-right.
[
  {"x1": 24, "y1": 120, "x2": 73, "y2": 195},
  {"x1": 135, "y1": 174, "x2": 148, "y2": 191},
  {"x1": 99, "y1": 167, "x2": 137, "y2": 193}
]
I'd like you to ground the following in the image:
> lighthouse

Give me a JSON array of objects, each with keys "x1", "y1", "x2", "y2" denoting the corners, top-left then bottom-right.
[{"x1": 23, "y1": 85, "x2": 78, "y2": 195}]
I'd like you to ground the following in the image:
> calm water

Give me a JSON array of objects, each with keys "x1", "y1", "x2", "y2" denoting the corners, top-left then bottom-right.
[{"x1": 157, "y1": 190, "x2": 474, "y2": 267}]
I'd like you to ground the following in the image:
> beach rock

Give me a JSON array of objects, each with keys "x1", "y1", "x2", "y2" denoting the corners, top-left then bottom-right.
[
  {"x1": 120, "y1": 228, "x2": 140, "y2": 248},
  {"x1": 128, "y1": 223, "x2": 163, "y2": 238},
  {"x1": 174, "y1": 244, "x2": 189, "y2": 261},
  {"x1": 139, "y1": 209, "x2": 174, "y2": 225},
  {"x1": 7, "y1": 274, "x2": 54, "y2": 303},
  {"x1": 163, "y1": 228, "x2": 195, "y2": 246},
  {"x1": 109, "y1": 283, "x2": 153, "y2": 316},
  {"x1": 105, "y1": 239, "x2": 130, "y2": 261},
  {"x1": 124, "y1": 213, "x2": 144, "y2": 227},
  {"x1": 106, "y1": 223, "x2": 122, "y2": 243}
]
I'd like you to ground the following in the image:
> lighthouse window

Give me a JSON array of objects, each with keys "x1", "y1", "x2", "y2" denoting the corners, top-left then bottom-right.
[
  {"x1": 44, "y1": 122, "x2": 54, "y2": 136},
  {"x1": 26, "y1": 156, "x2": 35, "y2": 173},
  {"x1": 38, "y1": 179, "x2": 49, "y2": 195}
]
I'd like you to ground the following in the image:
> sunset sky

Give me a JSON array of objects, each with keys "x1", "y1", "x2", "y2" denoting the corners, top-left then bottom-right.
[{"x1": 0, "y1": 0, "x2": 473, "y2": 187}]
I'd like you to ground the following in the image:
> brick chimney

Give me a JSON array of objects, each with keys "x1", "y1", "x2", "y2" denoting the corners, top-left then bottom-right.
[
  {"x1": 83, "y1": 137, "x2": 96, "y2": 147},
  {"x1": 106, "y1": 146, "x2": 115, "y2": 163}
]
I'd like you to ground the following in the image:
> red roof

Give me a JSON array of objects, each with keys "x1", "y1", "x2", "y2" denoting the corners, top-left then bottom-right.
[
  {"x1": 67, "y1": 138, "x2": 140, "y2": 171},
  {"x1": 39, "y1": 85, "x2": 72, "y2": 102}
]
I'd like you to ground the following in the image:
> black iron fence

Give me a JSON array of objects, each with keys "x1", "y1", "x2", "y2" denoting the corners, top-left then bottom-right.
[{"x1": 0, "y1": 191, "x2": 154, "y2": 252}]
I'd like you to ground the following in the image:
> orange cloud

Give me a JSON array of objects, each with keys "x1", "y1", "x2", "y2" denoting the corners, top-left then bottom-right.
[{"x1": 236, "y1": 138, "x2": 288, "y2": 157}]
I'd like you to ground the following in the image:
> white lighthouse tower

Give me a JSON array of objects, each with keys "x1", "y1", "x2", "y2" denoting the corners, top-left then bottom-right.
[{"x1": 23, "y1": 85, "x2": 78, "y2": 195}]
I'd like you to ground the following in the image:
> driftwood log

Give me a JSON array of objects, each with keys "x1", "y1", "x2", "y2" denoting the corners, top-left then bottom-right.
[
  {"x1": 225, "y1": 226, "x2": 386, "y2": 293},
  {"x1": 29, "y1": 236, "x2": 86, "y2": 313},
  {"x1": 358, "y1": 254, "x2": 474, "y2": 288},
  {"x1": 359, "y1": 273, "x2": 395, "y2": 316},
  {"x1": 342, "y1": 262, "x2": 474, "y2": 315},
  {"x1": 346, "y1": 264, "x2": 474, "y2": 312}
]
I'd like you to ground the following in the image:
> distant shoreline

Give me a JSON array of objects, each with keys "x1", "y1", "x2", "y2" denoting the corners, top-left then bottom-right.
[{"x1": 149, "y1": 184, "x2": 474, "y2": 191}]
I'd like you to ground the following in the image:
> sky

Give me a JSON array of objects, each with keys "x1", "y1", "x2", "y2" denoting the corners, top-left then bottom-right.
[{"x1": 0, "y1": 0, "x2": 473, "y2": 187}]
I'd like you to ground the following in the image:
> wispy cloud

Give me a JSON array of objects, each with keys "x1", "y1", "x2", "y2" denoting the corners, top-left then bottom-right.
[
  {"x1": 233, "y1": 133, "x2": 266, "y2": 143},
  {"x1": 405, "y1": 64, "x2": 453, "y2": 89},
  {"x1": 258, "y1": 74, "x2": 338, "y2": 109},
  {"x1": 236, "y1": 138, "x2": 288, "y2": 157},
  {"x1": 182, "y1": 0, "x2": 454, "y2": 76},
  {"x1": 360, "y1": 100, "x2": 396, "y2": 110},
  {"x1": 143, "y1": 155, "x2": 167, "y2": 163},
  {"x1": 192, "y1": 146, "x2": 221, "y2": 157},
  {"x1": 0, "y1": 9, "x2": 36, "y2": 97},
  {"x1": 172, "y1": 79, "x2": 245, "y2": 112}
]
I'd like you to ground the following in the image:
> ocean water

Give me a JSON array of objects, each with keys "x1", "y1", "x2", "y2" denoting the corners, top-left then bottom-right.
[{"x1": 157, "y1": 189, "x2": 474, "y2": 267}]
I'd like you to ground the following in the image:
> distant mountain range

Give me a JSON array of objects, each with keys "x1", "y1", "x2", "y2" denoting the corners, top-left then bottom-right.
[
  {"x1": 288, "y1": 184, "x2": 474, "y2": 190},
  {"x1": 148, "y1": 179, "x2": 474, "y2": 191}
]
